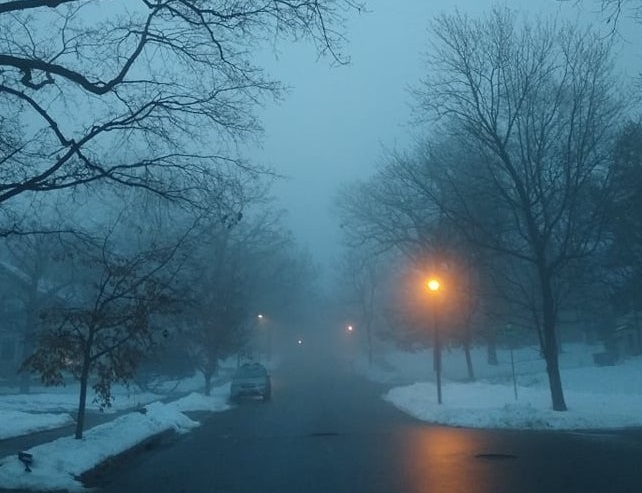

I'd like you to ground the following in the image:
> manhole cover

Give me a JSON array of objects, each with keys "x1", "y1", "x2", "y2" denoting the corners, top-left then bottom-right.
[{"x1": 475, "y1": 453, "x2": 518, "y2": 460}]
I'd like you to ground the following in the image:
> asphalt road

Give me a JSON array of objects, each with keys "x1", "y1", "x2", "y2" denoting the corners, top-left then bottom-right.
[{"x1": 97, "y1": 350, "x2": 642, "y2": 493}]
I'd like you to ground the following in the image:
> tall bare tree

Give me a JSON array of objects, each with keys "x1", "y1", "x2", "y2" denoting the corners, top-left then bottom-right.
[
  {"x1": 413, "y1": 8, "x2": 624, "y2": 410},
  {"x1": 178, "y1": 201, "x2": 314, "y2": 393},
  {"x1": 0, "y1": 0, "x2": 363, "y2": 207},
  {"x1": 337, "y1": 155, "x2": 483, "y2": 379},
  {"x1": 337, "y1": 248, "x2": 385, "y2": 366}
]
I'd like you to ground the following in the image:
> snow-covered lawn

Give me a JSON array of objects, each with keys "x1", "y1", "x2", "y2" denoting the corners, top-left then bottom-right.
[
  {"x1": 0, "y1": 411, "x2": 75, "y2": 441},
  {"x1": 0, "y1": 371, "x2": 212, "y2": 440},
  {"x1": 0, "y1": 387, "x2": 165, "y2": 414},
  {"x1": 0, "y1": 384, "x2": 232, "y2": 492},
  {"x1": 359, "y1": 343, "x2": 642, "y2": 430},
  {"x1": 0, "y1": 384, "x2": 164, "y2": 444},
  {"x1": 0, "y1": 386, "x2": 164, "y2": 443}
]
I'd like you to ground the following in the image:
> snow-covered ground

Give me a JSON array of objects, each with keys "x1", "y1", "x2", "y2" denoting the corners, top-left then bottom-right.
[
  {"x1": 0, "y1": 384, "x2": 232, "y2": 492},
  {"x1": 0, "y1": 358, "x2": 270, "y2": 491},
  {"x1": 0, "y1": 370, "x2": 227, "y2": 440},
  {"x1": 2, "y1": 345, "x2": 639, "y2": 491},
  {"x1": 0, "y1": 411, "x2": 75, "y2": 441},
  {"x1": 357, "y1": 342, "x2": 642, "y2": 430}
]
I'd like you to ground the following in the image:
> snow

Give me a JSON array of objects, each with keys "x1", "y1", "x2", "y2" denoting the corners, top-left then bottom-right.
[
  {"x1": 0, "y1": 387, "x2": 164, "y2": 414},
  {"x1": 359, "y1": 343, "x2": 642, "y2": 430},
  {"x1": 0, "y1": 411, "x2": 74, "y2": 440},
  {"x1": 166, "y1": 385, "x2": 232, "y2": 413},
  {"x1": 0, "y1": 383, "x2": 166, "y2": 442},
  {"x1": 0, "y1": 383, "x2": 231, "y2": 492},
  {"x1": 2, "y1": 344, "x2": 641, "y2": 491}
]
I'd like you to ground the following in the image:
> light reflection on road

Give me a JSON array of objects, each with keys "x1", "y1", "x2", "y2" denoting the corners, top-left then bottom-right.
[{"x1": 403, "y1": 426, "x2": 512, "y2": 493}]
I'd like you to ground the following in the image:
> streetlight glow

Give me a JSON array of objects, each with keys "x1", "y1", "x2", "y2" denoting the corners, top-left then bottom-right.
[
  {"x1": 427, "y1": 278, "x2": 440, "y2": 292},
  {"x1": 257, "y1": 313, "x2": 264, "y2": 319},
  {"x1": 347, "y1": 325, "x2": 354, "y2": 332}
]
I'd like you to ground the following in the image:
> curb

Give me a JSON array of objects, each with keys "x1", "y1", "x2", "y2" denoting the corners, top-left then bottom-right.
[{"x1": 79, "y1": 429, "x2": 177, "y2": 488}]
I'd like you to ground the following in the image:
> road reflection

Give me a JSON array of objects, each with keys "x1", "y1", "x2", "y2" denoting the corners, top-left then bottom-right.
[{"x1": 403, "y1": 425, "x2": 513, "y2": 493}]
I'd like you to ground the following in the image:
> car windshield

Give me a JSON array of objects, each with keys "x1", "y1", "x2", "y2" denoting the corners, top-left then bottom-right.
[{"x1": 236, "y1": 365, "x2": 267, "y2": 378}]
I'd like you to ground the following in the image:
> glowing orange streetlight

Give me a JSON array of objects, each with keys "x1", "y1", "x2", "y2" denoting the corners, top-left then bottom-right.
[{"x1": 426, "y1": 278, "x2": 440, "y2": 292}]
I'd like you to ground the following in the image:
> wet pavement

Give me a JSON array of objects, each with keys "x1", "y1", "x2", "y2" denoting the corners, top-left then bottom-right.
[{"x1": 91, "y1": 350, "x2": 642, "y2": 493}]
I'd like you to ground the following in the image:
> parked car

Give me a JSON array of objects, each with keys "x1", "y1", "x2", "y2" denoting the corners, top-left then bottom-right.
[{"x1": 230, "y1": 362, "x2": 271, "y2": 401}]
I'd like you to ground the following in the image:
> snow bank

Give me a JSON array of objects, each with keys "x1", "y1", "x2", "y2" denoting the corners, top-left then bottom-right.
[
  {"x1": 366, "y1": 344, "x2": 642, "y2": 430},
  {"x1": 0, "y1": 386, "x2": 231, "y2": 492}
]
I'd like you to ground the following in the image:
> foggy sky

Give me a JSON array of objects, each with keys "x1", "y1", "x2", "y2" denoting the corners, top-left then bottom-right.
[{"x1": 249, "y1": 0, "x2": 641, "y2": 277}]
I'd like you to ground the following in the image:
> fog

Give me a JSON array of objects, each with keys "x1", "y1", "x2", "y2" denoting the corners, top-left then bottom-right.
[
  {"x1": 2, "y1": 5, "x2": 642, "y2": 485},
  {"x1": 251, "y1": 0, "x2": 641, "y2": 275}
]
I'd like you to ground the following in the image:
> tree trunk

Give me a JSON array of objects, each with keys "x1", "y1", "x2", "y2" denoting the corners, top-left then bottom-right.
[
  {"x1": 463, "y1": 338, "x2": 475, "y2": 381},
  {"x1": 486, "y1": 325, "x2": 498, "y2": 365},
  {"x1": 75, "y1": 356, "x2": 91, "y2": 439},
  {"x1": 541, "y1": 272, "x2": 567, "y2": 411},
  {"x1": 544, "y1": 345, "x2": 566, "y2": 411}
]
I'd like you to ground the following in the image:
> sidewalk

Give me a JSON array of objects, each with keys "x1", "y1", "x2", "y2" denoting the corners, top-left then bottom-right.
[{"x1": 0, "y1": 408, "x2": 133, "y2": 461}]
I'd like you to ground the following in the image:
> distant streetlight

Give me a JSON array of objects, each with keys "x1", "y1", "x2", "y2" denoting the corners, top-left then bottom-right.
[
  {"x1": 347, "y1": 324, "x2": 354, "y2": 333},
  {"x1": 425, "y1": 276, "x2": 443, "y2": 405},
  {"x1": 257, "y1": 313, "x2": 264, "y2": 320}
]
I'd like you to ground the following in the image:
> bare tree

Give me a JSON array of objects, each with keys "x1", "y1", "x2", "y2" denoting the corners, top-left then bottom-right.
[
  {"x1": 337, "y1": 155, "x2": 483, "y2": 379},
  {"x1": 588, "y1": 0, "x2": 642, "y2": 25},
  {"x1": 182, "y1": 221, "x2": 250, "y2": 395},
  {"x1": 179, "y1": 203, "x2": 306, "y2": 394},
  {"x1": 337, "y1": 248, "x2": 385, "y2": 366},
  {"x1": 22, "y1": 216, "x2": 190, "y2": 439},
  {"x1": 0, "y1": 0, "x2": 363, "y2": 206},
  {"x1": 338, "y1": 151, "x2": 439, "y2": 261},
  {"x1": 413, "y1": 8, "x2": 624, "y2": 410}
]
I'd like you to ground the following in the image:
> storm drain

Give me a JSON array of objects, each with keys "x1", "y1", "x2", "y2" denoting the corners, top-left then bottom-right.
[{"x1": 475, "y1": 453, "x2": 518, "y2": 460}]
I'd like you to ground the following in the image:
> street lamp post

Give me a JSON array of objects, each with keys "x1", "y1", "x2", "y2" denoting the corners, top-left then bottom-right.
[{"x1": 427, "y1": 278, "x2": 443, "y2": 405}]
